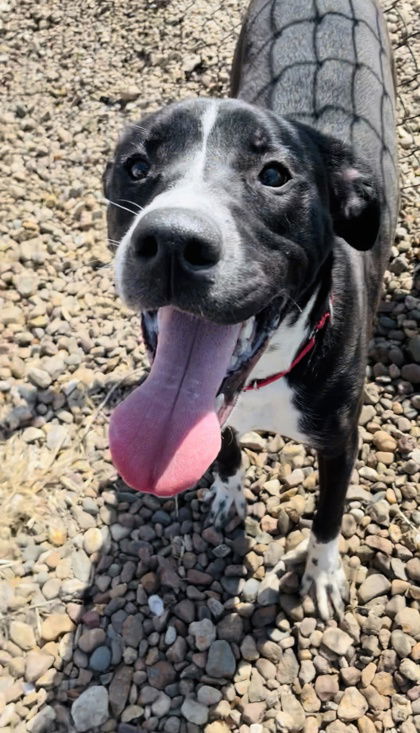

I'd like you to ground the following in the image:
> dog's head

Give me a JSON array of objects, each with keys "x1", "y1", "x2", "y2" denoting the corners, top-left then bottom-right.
[
  {"x1": 105, "y1": 98, "x2": 380, "y2": 320},
  {"x1": 105, "y1": 98, "x2": 380, "y2": 496}
]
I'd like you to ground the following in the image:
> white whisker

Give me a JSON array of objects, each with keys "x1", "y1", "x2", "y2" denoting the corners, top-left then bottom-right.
[
  {"x1": 119, "y1": 199, "x2": 144, "y2": 211},
  {"x1": 104, "y1": 198, "x2": 137, "y2": 216},
  {"x1": 94, "y1": 263, "x2": 113, "y2": 272},
  {"x1": 284, "y1": 293, "x2": 303, "y2": 314}
]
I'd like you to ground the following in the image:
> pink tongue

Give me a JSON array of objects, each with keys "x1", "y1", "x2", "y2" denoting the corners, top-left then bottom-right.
[{"x1": 109, "y1": 307, "x2": 241, "y2": 497}]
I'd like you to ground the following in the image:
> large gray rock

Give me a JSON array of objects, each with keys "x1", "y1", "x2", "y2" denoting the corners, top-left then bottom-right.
[
  {"x1": 71, "y1": 686, "x2": 109, "y2": 731},
  {"x1": 181, "y1": 698, "x2": 209, "y2": 725},
  {"x1": 358, "y1": 574, "x2": 391, "y2": 603},
  {"x1": 206, "y1": 640, "x2": 236, "y2": 678},
  {"x1": 321, "y1": 628, "x2": 353, "y2": 656},
  {"x1": 27, "y1": 705, "x2": 56, "y2": 733}
]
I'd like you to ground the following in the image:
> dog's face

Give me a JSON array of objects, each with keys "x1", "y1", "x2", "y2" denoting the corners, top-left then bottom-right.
[{"x1": 105, "y1": 97, "x2": 379, "y2": 397}]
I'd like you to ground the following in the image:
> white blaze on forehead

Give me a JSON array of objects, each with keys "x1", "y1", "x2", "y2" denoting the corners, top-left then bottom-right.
[
  {"x1": 158, "y1": 100, "x2": 219, "y2": 184},
  {"x1": 191, "y1": 101, "x2": 218, "y2": 180}
]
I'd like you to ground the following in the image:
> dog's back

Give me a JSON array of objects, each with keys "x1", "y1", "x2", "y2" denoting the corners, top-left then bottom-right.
[{"x1": 232, "y1": 0, "x2": 399, "y2": 255}]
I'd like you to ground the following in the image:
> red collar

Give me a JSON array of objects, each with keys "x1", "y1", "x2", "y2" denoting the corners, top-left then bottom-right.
[{"x1": 243, "y1": 307, "x2": 331, "y2": 392}]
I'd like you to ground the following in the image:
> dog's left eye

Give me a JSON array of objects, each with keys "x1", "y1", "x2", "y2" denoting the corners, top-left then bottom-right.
[
  {"x1": 127, "y1": 157, "x2": 150, "y2": 181},
  {"x1": 259, "y1": 163, "x2": 290, "y2": 187}
]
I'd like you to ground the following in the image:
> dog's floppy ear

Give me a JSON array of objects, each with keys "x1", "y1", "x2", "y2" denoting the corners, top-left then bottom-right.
[
  {"x1": 102, "y1": 160, "x2": 113, "y2": 198},
  {"x1": 323, "y1": 138, "x2": 381, "y2": 251}
]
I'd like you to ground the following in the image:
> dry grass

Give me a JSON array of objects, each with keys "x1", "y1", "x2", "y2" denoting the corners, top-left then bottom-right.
[{"x1": 0, "y1": 368, "x2": 144, "y2": 541}]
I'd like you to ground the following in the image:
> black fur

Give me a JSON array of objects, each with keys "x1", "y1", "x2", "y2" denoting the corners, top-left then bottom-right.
[{"x1": 217, "y1": 427, "x2": 242, "y2": 483}]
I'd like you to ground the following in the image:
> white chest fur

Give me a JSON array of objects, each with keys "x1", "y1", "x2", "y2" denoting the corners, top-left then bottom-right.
[
  {"x1": 228, "y1": 371, "x2": 307, "y2": 442},
  {"x1": 227, "y1": 296, "x2": 316, "y2": 443}
]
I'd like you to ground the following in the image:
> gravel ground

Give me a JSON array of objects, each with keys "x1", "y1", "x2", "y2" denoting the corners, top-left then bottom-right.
[{"x1": 0, "y1": 0, "x2": 419, "y2": 732}]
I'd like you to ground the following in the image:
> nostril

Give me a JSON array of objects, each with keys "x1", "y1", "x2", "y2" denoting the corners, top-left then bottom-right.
[
  {"x1": 135, "y1": 235, "x2": 158, "y2": 259},
  {"x1": 183, "y1": 239, "x2": 219, "y2": 268}
]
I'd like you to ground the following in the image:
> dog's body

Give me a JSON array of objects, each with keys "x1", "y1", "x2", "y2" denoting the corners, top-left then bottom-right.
[{"x1": 105, "y1": 0, "x2": 398, "y2": 618}]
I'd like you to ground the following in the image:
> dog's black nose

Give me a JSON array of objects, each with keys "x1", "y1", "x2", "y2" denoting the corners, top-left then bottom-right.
[{"x1": 132, "y1": 208, "x2": 222, "y2": 277}]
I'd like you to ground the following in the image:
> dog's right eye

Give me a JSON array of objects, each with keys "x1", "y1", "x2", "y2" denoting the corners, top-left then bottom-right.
[
  {"x1": 259, "y1": 163, "x2": 291, "y2": 188},
  {"x1": 127, "y1": 157, "x2": 150, "y2": 181}
]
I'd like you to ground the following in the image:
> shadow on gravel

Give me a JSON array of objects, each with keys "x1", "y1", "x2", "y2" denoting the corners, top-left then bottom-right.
[{"x1": 44, "y1": 470, "x2": 273, "y2": 733}]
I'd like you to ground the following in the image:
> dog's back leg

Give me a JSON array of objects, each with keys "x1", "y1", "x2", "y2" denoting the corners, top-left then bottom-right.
[{"x1": 203, "y1": 426, "x2": 247, "y2": 529}]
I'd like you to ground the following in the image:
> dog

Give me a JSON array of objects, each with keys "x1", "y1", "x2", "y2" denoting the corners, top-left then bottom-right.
[{"x1": 104, "y1": 0, "x2": 398, "y2": 619}]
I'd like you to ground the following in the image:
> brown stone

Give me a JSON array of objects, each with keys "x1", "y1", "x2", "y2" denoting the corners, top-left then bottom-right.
[
  {"x1": 300, "y1": 683, "x2": 321, "y2": 713},
  {"x1": 315, "y1": 674, "x2": 339, "y2": 701},
  {"x1": 357, "y1": 717, "x2": 376, "y2": 733},
  {"x1": 158, "y1": 559, "x2": 182, "y2": 589},
  {"x1": 365, "y1": 536, "x2": 393, "y2": 555},
  {"x1": 361, "y1": 662, "x2": 376, "y2": 687},
  {"x1": 371, "y1": 672, "x2": 395, "y2": 696},
  {"x1": 241, "y1": 702, "x2": 266, "y2": 725},
  {"x1": 341, "y1": 667, "x2": 361, "y2": 686},
  {"x1": 147, "y1": 661, "x2": 176, "y2": 690},
  {"x1": 122, "y1": 614, "x2": 143, "y2": 648},
  {"x1": 167, "y1": 637, "x2": 187, "y2": 663},
  {"x1": 173, "y1": 599, "x2": 195, "y2": 623},
  {"x1": 260, "y1": 515, "x2": 278, "y2": 534},
  {"x1": 78, "y1": 628, "x2": 106, "y2": 654},
  {"x1": 337, "y1": 687, "x2": 368, "y2": 722},
  {"x1": 187, "y1": 569, "x2": 213, "y2": 585},
  {"x1": 376, "y1": 451, "x2": 394, "y2": 464},
  {"x1": 40, "y1": 614, "x2": 75, "y2": 641},
  {"x1": 204, "y1": 723, "x2": 231, "y2": 733},
  {"x1": 258, "y1": 640, "x2": 282, "y2": 663},
  {"x1": 372, "y1": 431, "x2": 397, "y2": 452},
  {"x1": 25, "y1": 650, "x2": 54, "y2": 683},
  {"x1": 363, "y1": 685, "x2": 390, "y2": 712},
  {"x1": 252, "y1": 605, "x2": 277, "y2": 627},
  {"x1": 109, "y1": 665, "x2": 133, "y2": 716},
  {"x1": 141, "y1": 572, "x2": 160, "y2": 594}
]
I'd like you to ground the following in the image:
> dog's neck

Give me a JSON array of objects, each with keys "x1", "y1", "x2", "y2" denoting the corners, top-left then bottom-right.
[{"x1": 247, "y1": 253, "x2": 333, "y2": 382}]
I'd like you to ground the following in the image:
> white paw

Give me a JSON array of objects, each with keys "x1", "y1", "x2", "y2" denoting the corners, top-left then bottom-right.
[
  {"x1": 301, "y1": 534, "x2": 349, "y2": 620},
  {"x1": 203, "y1": 469, "x2": 246, "y2": 528}
]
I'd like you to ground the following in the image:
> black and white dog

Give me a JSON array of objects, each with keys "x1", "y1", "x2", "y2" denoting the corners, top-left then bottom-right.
[{"x1": 104, "y1": 0, "x2": 398, "y2": 619}]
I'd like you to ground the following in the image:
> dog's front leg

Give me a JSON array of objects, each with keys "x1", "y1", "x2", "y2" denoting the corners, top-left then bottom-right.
[
  {"x1": 270, "y1": 428, "x2": 357, "y2": 619},
  {"x1": 300, "y1": 430, "x2": 358, "y2": 619},
  {"x1": 203, "y1": 426, "x2": 247, "y2": 529}
]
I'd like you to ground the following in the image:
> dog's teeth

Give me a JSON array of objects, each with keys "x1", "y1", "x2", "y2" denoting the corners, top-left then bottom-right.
[
  {"x1": 215, "y1": 394, "x2": 225, "y2": 412},
  {"x1": 143, "y1": 311, "x2": 158, "y2": 334},
  {"x1": 228, "y1": 316, "x2": 257, "y2": 373},
  {"x1": 229, "y1": 353, "x2": 240, "y2": 370},
  {"x1": 241, "y1": 317, "x2": 254, "y2": 343},
  {"x1": 233, "y1": 341, "x2": 242, "y2": 357}
]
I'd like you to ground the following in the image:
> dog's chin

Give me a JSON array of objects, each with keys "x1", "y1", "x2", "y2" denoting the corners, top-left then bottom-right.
[{"x1": 141, "y1": 297, "x2": 284, "y2": 424}]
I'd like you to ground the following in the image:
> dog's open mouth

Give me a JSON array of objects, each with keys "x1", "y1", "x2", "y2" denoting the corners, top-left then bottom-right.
[
  {"x1": 141, "y1": 306, "x2": 279, "y2": 412},
  {"x1": 109, "y1": 304, "x2": 279, "y2": 497}
]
